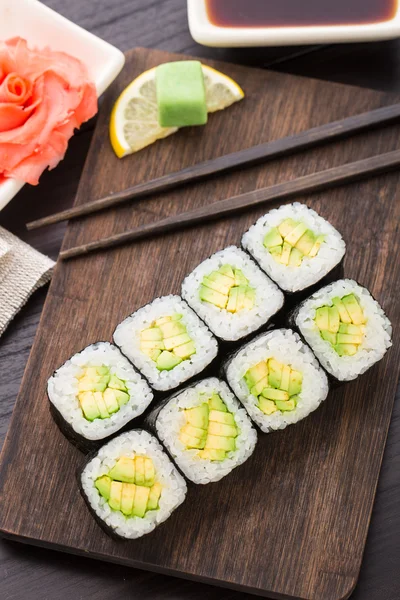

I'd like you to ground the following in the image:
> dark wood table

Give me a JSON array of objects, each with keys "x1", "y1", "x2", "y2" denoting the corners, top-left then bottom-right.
[{"x1": 1, "y1": 2, "x2": 399, "y2": 598}]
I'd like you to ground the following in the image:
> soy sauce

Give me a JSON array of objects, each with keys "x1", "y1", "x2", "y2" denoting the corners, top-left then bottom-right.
[{"x1": 206, "y1": 0, "x2": 397, "y2": 28}]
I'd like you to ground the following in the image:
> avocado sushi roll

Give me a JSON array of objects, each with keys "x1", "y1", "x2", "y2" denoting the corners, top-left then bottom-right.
[
  {"x1": 48, "y1": 342, "x2": 153, "y2": 449},
  {"x1": 292, "y1": 279, "x2": 392, "y2": 381},
  {"x1": 80, "y1": 429, "x2": 187, "y2": 539},
  {"x1": 113, "y1": 296, "x2": 218, "y2": 392},
  {"x1": 148, "y1": 377, "x2": 257, "y2": 484},
  {"x1": 224, "y1": 329, "x2": 329, "y2": 433},
  {"x1": 181, "y1": 246, "x2": 284, "y2": 342},
  {"x1": 242, "y1": 203, "x2": 346, "y2": 293}
]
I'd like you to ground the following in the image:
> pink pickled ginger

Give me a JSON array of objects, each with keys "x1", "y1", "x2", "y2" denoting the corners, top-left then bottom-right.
[{"x1": 0, "y1": 38, "x2": 97, "y2": 185}]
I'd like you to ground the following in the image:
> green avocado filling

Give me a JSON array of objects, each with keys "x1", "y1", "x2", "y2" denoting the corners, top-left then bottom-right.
[
  {"x1": 77, "y1": 366, "x2": 129, "y2": 421},
  {"x1": 263, "y1": 219, "x2": 324, "y2": 266},
  {"x1": 315, "y1": 294, "x2": 366, "y2": 356},
  {"x1": 95, "y1": 455, "x2": 162, "y2": 518},
  {"x1": 244, "y1": 359, "x2": 302, "y2": 414},
  {"x1": 179, "y1": 392, "x2": 239, "y2": 461},
  {"x1": 199, "y1": 264, "x2": 256, "y2": 312},
  {"x1": 140, "y1": 313, "x2": 196, "y2": 371}
]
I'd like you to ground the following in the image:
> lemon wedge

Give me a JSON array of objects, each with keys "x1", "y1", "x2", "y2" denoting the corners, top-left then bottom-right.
[{"x1": 110, "y1": 65, "x2": 244, "y2": 158}]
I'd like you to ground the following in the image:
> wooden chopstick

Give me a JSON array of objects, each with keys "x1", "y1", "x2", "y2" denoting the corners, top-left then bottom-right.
[
  {"x1": 60, "y1": 148, "x2": 400, "y2": 260},
  {"x1": 28, "y1": 103, "x2": 400, "y2": 231}
]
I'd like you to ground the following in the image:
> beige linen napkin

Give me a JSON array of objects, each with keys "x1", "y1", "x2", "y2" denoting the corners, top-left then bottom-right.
[{"x1": 0, "y1": 226, "x2": 55, "y2": 336}]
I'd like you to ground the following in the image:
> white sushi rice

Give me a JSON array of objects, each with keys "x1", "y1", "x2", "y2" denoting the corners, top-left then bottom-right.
[
  {"x1": 81, "y1": 430, "x2": 187, "y2": 539},
  {"x1": 48, "y1": 342, "x2": 153, "y2": 441},
  {"x1": 181, "y1": 246, "x2": 284, "y2": 341},
  {"x1": 225, "y1": 329, "x2": 329, "y2": 433},
  {"x1": 296, "y1": 279, "x2": 392, "y2": 381},
  {"x1": 242, "y1": 203, "x2": 346, "y2": 293},
  {"x1": 113, "y1": 296, "x2": 218, "y2": 392},
  {"x1": 155, "y1": 377, "x2": 257, "y2": 484}
]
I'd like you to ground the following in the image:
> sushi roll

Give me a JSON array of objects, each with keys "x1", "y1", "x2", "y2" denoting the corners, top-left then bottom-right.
[
  {"x1": 48, "y1": 342, "x2": 153, "y2": 449},
  {"x1": 242, "y1": 203, "x2": 346, "y2": 293},
  {"x1": 148, "y1": 377, "x2": 257, "y2": 484},
  {"x1": 80, "y1": 429, "x2": 187, "y2": 539},
  {"x1": 113, "y1": 295, "x2": 218, "y2": 392},
  {"x1": 292, "y1": 279, "x2": 392, "y2": 382},
  {"x1": 224, "y1": 329, "x2": 329, "y2": 433},
  {"x1": 181, "y1": 246, "x2": 284, "y2": 341}
]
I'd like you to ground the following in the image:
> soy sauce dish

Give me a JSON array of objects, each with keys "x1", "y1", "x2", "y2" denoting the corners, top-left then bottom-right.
[{"x1": 187, "y1": 0, "x2": 400, "y2": 46}]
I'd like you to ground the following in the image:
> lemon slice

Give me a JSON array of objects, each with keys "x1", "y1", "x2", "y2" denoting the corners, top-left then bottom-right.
[
  {"x1": 110, "y1": 65, "x2": 244, "y2": 158},
  {"x1": 202, "y1": 65, "x2": 244, "y2": 113}
]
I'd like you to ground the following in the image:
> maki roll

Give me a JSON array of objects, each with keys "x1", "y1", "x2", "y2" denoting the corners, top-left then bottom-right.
[
  {"x1": 48, "y1": 342, "x2": 153, "y2": 448},
  {"x1": 292, "y1": 279, "x2": 392, "y2": 381},
  {"x1": 224, "y1": 329, "x2": 329, "y2": 432},
  {"x1": 148, "y1": 377, "x2": 257, "y2": 484},
  {"x1": 113, "y1": 295, "x2": 218, "y2": 392},
  {"x1": 242, "y1": 203, "x2": 346, "y2": 293},
  {"x1": 181, "y1": 246, "x2": 284, "y2": 341},
  {"x1": 80, "y1": 430, "x2": 187, "y2": 539}
]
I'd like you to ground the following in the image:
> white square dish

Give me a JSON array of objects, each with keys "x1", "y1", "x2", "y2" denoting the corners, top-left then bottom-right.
[
  {"x1": 188, "y1": 0, "x2": 400, "y2": 47},
  {"x1": 0, "y1": 0, "x2": 125, "y2": 211}
]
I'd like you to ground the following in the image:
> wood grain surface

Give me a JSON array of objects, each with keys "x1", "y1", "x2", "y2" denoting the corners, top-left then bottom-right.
[{"x1": 0, "y1": 46, "x2": 399, "y2": 600}]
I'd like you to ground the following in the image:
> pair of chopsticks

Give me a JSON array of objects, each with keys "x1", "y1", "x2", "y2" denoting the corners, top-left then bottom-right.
[{"x1": 27, "y1": 103, "x2": 400, "y2": 260}]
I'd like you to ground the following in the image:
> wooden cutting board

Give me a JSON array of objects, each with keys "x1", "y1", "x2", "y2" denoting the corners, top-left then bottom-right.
[{"x1": 0, "y1": 48, "x2": 399, "y2": 600}]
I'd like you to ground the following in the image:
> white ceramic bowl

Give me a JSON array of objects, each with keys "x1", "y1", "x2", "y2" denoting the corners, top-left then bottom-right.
[
  {"x1": 188, "y1": 0, "x2": 400, "y2": 47},
  {"x1": 0, "y1": 0, "x2": 125, "y2": 211}
]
